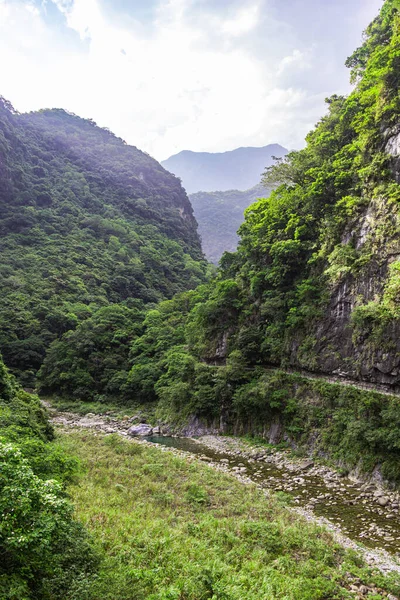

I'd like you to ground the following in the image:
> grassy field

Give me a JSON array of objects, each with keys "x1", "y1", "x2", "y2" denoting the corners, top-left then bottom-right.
[{"x1": 58, "y1": 431, "x2": 400, "y2": 600}]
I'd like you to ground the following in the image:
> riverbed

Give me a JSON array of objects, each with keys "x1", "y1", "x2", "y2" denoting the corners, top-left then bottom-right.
[
  {"x1": 50, "y1": 408, "x2": 400, "y2": 575},
  {"x1": 146, "y1": 435, "x2": 400, "y2": 558}
]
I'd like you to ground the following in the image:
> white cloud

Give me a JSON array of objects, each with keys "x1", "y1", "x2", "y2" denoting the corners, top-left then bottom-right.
[
  {"x1": 221, "y1": 4, "x2": 260, "y2": 37},
  {"x1": 0, "y1": 0, "x2": 383, "y2": 160},
  {"x1": 277, "y1": 49, "x2": 312, "y2": 75},
  {"x1": 54, "y1": 0, "x2": 99, "y2": 39}
]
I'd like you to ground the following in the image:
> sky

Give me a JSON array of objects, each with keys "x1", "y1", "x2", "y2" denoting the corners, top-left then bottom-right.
[{"x1": 0, "y1": 0, "x2": 383, "y2": 161}]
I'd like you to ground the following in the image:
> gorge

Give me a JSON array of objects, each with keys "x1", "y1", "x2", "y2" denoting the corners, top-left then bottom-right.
[{"x1": 1, "y1": 0, "x2": 400, "y2": 597}]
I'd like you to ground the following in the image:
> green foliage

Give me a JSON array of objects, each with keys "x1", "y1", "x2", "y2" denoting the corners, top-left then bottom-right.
[
  {"x1": 186, "y1": 279, "x2": 243, "y2": 358},
  {"x1": 233, "y1": 370, "x2": 400, "y2": 482},
  {"x1": 29, "y1": 0, "x2": 400, "y2": 484},
  {"x1": 352, "y1": 259, "x2": 400, "y2": 341},
  {"x1": 38, "y1": 304, "x2": 145, "y2": 401},
  {"x1": 124, "y1": 291, "x2": 199, "y2": 404},
  {"x1": 216, "y1": 3, "x2": 400, "y2": 372},
  {"x1": 0, "y1": 442, "x2": 98, "y2": 600},
  {"x1": 134, "y1": 0, "x2": 400, "y2": 393},
  {"x1": 5, "y1": 1, "x2": 400, "y2": 594},
  {"x1": 184, "y1": 483, "x2": 209, "y2": 506},
  {"x1": 0, "y1": 99, "x2": 206, "y2": 381},
  {"x1": 0, "y1": 354, "x2": 98, "y2": 597}
]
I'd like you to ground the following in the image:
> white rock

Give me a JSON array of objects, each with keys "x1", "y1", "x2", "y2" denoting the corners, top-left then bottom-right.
[{"x1": 127, "y1": 424, "x2": 153, "y2": 437}]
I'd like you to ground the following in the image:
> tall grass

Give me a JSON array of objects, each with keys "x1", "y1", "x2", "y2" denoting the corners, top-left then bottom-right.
[{"x1": 59, "y1": 432, "x2": 400, "y2": 599}]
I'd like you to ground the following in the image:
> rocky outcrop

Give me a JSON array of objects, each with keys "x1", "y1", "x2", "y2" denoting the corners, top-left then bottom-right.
[
  {"x1": 288, "y1": 194, "x2": 400, "y2": 389},
  {"x1": 179, "y1": 415, "x2": 220, "y2": 437}
]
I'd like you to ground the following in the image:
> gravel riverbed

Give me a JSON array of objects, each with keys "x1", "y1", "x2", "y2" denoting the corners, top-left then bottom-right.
[{"x1": 49, "y1": 407, "x2": 400, "y2": 584}]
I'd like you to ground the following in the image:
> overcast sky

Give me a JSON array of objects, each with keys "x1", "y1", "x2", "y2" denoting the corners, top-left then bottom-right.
[{"x1": 0, "y1": 0, "x2": 383, "y2": 160}]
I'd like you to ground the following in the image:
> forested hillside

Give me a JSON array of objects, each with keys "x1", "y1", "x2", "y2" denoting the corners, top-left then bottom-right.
[
  {"x1": 4, "y1": 1, "x2": 400, "y2": 597},
  {"x1": 190, "y1": 184, "x2": 272, "y2": 263},
  {"x1": 39, "y1": 0, "x2": 400, "y2": 484},
  {"x1": 156, "y1": 0, "x2": 400, "y2": 390},
  {"x1": 0, "y1": 99, "x2": 207, "y2": 383}
]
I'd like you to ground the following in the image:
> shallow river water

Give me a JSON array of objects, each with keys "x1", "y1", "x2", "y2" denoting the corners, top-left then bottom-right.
[{"x1": 146, "y1": 436, "x2": 400, "y2": 560}]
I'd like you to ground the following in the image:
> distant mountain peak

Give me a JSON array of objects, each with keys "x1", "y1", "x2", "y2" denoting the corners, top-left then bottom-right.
[{"x1": 161, "y1": 144, "x2": 288, "y2": 194}]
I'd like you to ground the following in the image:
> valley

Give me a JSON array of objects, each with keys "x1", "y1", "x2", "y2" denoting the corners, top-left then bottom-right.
[
  {"x1": 1, "y1": 0, "x2": 400, "y2": 597},
  {"x1": 51, "y1": 425, "x2": 400, "y2": 599}
]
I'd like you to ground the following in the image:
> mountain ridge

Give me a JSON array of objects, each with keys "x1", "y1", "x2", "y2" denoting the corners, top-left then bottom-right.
[
  {"x1": 161, "y1": 143, "x2": 287, "y2": 193},
  {"x1": 189, "y1": 183, "x2": 272, "y2": 263}
]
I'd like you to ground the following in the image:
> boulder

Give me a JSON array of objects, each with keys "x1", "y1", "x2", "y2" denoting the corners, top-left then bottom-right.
[
  {"x1": 376, "y1": 496, "x2": 390, "y2": 507},
  {"x1": 127, "y1": 424, "x2": 153, "y2": 437},
  {"x1": 298, "y1": 459, "x2": 314, "y2": 471}
]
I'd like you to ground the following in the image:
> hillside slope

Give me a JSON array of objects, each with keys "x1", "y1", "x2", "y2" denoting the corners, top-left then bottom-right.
[
  {"x1": 189, "y1": 184, "x2": 272, "y2": 263},
  {"x1": 0, "y1": 99, "x2": 206, "y2": 381},
  {"x1": 162, "y1": 144, "x2": 287, "y2": 193}
]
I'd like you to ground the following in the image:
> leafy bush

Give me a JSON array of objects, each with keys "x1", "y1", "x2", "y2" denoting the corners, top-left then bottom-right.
[
  {"x1": 0, "y1": 442, "x2": 98, "y2": 600},
  {"x1": 0, "y1": 354, "x2": 99, "y2": 596}
]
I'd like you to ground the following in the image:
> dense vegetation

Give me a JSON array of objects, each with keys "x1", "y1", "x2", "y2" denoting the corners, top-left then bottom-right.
[
  {"x1": 58, "y1": 430, "x2": 400, "y2": 599},
  {"x1": 161, "y1": 145, "x2": 287, "y2": 193},
  {"x1": 0, "y1": 355, "x2": 98, "y2": 598},
  {"x1": 190, "y1": 184, "x2": 272, "y2": 264},
  {"x1": 3, "y1": 1, "x2": 400, "y2": 594},
  {"x1": 3, "y1": 358, "x2": 399, "y2": 597},
  {"x1": 0, "y1": 99, "x2": 207, "y2": 384},
  {"x1": 39, "y1": 0, "x2": 400, "y2": 484}
]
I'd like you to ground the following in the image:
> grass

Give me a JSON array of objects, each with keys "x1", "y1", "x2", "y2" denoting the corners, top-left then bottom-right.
[{"x1": 57, "y1": 431, "x2": 400, "y2": 600}]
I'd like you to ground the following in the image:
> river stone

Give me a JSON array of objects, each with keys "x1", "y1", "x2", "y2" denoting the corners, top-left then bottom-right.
[
  {"x1": 376, "y1": 496, "x2": 390, "y2": 507},
  {"x1": 128, "y1": 424, "x2": 153, "y2": 437},
  {"x1": 374, "y1": 490, "x2": 384, "y2": 498},
  {"x1": 298, "y1": 460, "x2": 314, "y2": 471}
]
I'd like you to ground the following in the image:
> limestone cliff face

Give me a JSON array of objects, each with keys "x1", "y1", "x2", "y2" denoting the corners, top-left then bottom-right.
[
  {"x1": 290, "y1": 187, "x2": 400, "y2": 388},
  {"x1": 205, "y1": 136, "x2": 400, "y2": 390}
]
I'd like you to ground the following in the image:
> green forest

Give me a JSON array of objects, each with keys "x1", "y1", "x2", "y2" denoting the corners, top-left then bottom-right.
[
  {"x1": 0, "y1": 101, "x2": 208, "y2": 385},
  {"x1": 2, "y1": 0, "x2": 400, "y2": 597},
  {"x1": 35, "y1": 0, "x2": 400, "y2": 482}
]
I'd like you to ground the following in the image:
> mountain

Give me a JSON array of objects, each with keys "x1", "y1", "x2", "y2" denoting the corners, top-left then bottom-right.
[
  {"x1": 189, "y1": 184, "x2": 273, "y2": 263},
  {"x1": 162, "y1": 146, "x2": 286, "y2": 263},
  {"x1": 39, "y1": 0, "x2": 400, "y2": 484},
  {"x1": 161, "y1": 144, "x2": 287, "y2": 193},
  {"x1": 0, "y1": 98, "x2": 207, "y2": 382}
]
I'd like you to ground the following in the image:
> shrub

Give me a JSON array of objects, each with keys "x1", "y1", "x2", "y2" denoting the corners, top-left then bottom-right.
[{"x1": 0, "y1": 441, "x2": 99, "y2": 600}]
